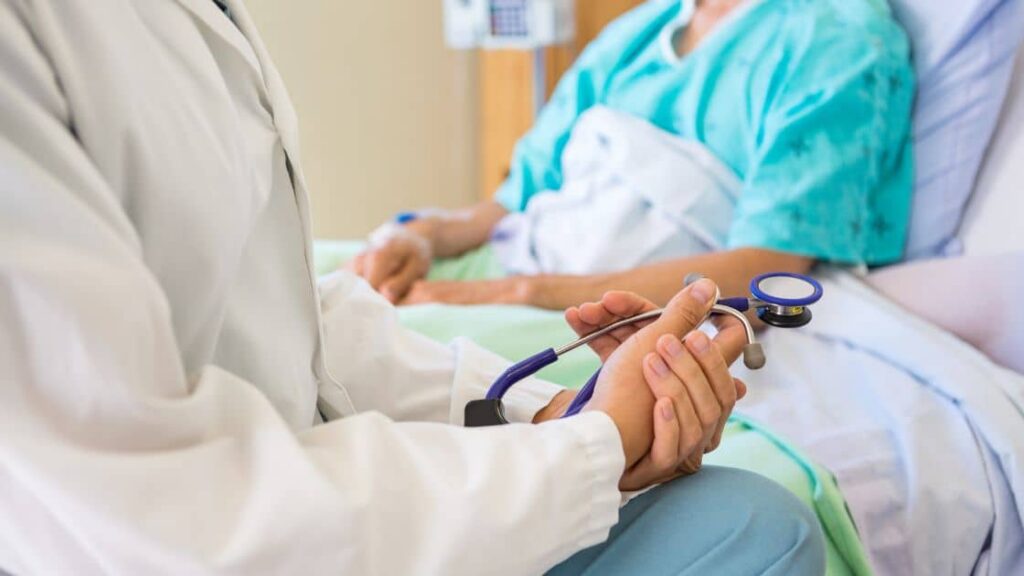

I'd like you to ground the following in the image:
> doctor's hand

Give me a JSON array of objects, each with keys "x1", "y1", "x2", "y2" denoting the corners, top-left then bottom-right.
[
  {"x1": 564, "y1": 291, "x2": 660, "y2": 363},
  {"x1": 349, "y1": 229, "x2": 432, "y2": 303},
  {"x1": 619, "y1": 327, "x2": 748, "y2": 490},
  {"x1": 581, "y1": 280, "x2": 747, "y2": 490}
]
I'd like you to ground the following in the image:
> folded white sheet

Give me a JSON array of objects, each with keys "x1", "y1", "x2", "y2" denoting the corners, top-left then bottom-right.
[{"x1": 490, "y1": 106, "x2": 741, "y2": 275}]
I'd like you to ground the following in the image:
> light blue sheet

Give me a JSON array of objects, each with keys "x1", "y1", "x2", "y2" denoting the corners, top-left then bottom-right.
[
  {"x1": 496, "y1": 0, "x2": 915, "y2": 265},
  {"x1": 732, "y1": 269, "x2": 1024, "y2": 575}
]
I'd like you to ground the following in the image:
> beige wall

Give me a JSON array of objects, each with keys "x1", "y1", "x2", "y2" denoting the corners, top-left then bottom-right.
[{"x1": 246, "y1": 1, "x2": 479, "y2": 239}]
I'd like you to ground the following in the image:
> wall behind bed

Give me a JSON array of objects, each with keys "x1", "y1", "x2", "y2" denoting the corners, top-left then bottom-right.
[
  {"x1": 245, "y1": 1, "x2": 479, "y2": 239},
  {"x1": 245, "y1": 1, "x2": 643, "y2": 238}
]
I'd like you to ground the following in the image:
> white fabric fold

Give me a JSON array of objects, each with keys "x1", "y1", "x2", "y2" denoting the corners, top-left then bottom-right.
[{"x1": 491, "y1": 106, "x2": 741, "y2": 275}]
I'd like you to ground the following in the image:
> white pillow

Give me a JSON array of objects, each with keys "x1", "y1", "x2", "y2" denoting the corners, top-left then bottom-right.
[
  {"x1": 959, "y1": 42, "x2": 1024, "y2": 256},
  {"x1": 868, "y1": 252, "x2": 1024, "y2": 374},
  {"x1": 889, "y1": 0, "x2": 1024, "y2": 260}
]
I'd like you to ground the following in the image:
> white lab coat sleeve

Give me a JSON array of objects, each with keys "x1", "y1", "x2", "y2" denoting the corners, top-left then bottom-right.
[
  {"x1": 316, "y1": 270, "x2": 570, "y2": 425},
  {"x1": 0, "y1": 8, "x2": 624, "y2": 575}
]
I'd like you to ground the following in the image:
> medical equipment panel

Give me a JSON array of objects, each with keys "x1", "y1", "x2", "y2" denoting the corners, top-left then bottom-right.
[{"x1": 444, "y1": 0, "x2": 575, "y2": 50}]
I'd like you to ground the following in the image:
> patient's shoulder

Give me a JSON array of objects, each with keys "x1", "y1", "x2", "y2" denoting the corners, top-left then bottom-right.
[
  {"x1": 774, "y1": 0, "x2": 911, "y2": 57},
  {"x1": 760, "y1": 0, "x2": 913, "y2": 94}
]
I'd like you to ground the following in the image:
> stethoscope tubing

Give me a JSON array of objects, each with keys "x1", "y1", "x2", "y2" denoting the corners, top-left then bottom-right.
[
  {"x1": 485, "y1": 302, "x2": 756, "y2": 405},
  {"x1": 558, "y1": 303, "x2": 757, "y2": 417},
  {"x1": 483, "y1": 272, "x2": 822, "y2": 420}
]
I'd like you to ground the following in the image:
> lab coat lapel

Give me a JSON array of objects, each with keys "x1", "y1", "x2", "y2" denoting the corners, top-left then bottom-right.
[
  {"x1": 164, "y1": 0, "x2": 315, "y2": 264},
  {"x1": 168, "y1": 0, "x2": 316, "y2": 259},
  {"x1": 221, "y1": 0, "x2": 315, "y2": 266},
  {"x1": 223, "y1": 0, "x2": 304, "y2": 167},
  {"x1": 172, "y1": 0, "x2": 349, "y2": 414},
  {"x1": 221, "y1": 0, "x2": 356, "y2": 416},
  {"x1": 169, "y1": 0, "x2": 263, "y2": 74}
]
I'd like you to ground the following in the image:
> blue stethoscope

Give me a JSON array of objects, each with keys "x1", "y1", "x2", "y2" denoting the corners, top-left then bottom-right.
[{"x1": 465, "y1": 272, "x2": 823, "y2": 427}]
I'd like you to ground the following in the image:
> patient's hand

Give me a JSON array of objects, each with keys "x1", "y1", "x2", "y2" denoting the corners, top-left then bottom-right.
[{"x1": 349, "y1": 230, "x2": 432, "y2": 303}]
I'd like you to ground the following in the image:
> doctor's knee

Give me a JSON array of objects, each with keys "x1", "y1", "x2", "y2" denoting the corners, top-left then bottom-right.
[
  {"x1": 707, "y1": 467, "x2": 826, "y2": 575},
  {"x1": 649, "y1": 466, "x2": 827, "y2": 575}
]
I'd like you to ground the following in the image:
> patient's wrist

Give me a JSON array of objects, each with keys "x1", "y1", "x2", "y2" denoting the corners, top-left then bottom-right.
[{"x1": 404, "y1": 217, "x2": 440, "y2": 250}]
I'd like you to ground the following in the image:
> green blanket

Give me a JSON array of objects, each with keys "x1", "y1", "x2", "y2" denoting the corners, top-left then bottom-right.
[{"x1": 317, "y1": 240, "x2": 872, "y2": 575}]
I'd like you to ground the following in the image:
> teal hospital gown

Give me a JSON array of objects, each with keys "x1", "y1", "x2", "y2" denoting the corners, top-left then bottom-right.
[{"x1": 495, "y1": 0, "x2": 915, "y2": 265}]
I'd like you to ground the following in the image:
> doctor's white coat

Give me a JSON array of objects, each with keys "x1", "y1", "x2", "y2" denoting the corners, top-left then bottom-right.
[{"x1": 0, "y1": 1, "x2": 625, "y2": 573}]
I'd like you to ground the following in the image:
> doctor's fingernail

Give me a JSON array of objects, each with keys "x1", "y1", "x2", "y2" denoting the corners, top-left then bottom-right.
[
  {"x1": 686, "y1": 331, "x2": 710, "y2": 354},
  {"x1": 688, "y1": 279, "x2": 715, "y2": 305},
  {"x1": 661, "y1": 400, "x2": 675, "y2": 422},
  {"x1": 664, "y1": 337, "x2": 685, "y2": 358},
  {"x1": 648, "y1": 353, "x2": 670, "y2": 377}
]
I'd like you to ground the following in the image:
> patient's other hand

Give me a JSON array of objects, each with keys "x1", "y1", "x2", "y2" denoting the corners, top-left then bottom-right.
[
  {"x1": 565, "y1": 291, "x2": 660, "y2": 362},
  {"x1": 349, "y1": 231, "x2": 431, "y2": 304}
]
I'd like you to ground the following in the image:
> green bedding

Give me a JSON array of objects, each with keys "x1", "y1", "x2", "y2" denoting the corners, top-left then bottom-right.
[{"x1": 316, "y1": 240, "x2": 872, "y2": 576}]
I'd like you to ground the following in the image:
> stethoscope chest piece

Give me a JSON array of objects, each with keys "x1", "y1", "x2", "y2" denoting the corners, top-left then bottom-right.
[
  {"x1": 750, "y1": 272, "x2": 822, "y2": 329},
  {"x1": 757, "y1": 306, "x2": 813, "y2": 328}
]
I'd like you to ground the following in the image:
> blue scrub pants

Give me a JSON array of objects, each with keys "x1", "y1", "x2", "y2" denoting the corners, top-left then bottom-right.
[{"x1": 548, "y1": 467, "x2": 826, "y2": 575}]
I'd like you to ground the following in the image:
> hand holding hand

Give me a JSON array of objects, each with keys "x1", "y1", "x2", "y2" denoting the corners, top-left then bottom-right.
[
  {"x1": 578, "y1": 279, "x2": 748, "y2": 491},
  {"x1": 619, "y1": 322, "x2": 748, "y2": 490},
  {"x1": 582, "y1": 280, "x2": 718, "y2": 468}
]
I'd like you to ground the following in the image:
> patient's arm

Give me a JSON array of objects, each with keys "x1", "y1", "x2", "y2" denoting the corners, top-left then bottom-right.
[
  {"x1": 406, "y1": 200, "x2": 508, "y2": 258},
  {"x1": 403, "y1": 247, "x2": 814, "y2": 310},
  {"x1": 349, "y1": 200, "x2": 507, "y2": 302},
  {"x1": 539, "y1": 248, "x2": 815, "y2": 309}
]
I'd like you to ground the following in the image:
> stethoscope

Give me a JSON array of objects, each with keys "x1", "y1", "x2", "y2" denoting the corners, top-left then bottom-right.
[{"x1": 465, "y1": 272, "x2": 823, "y2": 427}]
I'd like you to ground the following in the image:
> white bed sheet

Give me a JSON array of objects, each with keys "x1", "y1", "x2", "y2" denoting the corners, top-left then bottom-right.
[{"x1": 733, "y1": 269, "x2": 1024, "y2": 575}]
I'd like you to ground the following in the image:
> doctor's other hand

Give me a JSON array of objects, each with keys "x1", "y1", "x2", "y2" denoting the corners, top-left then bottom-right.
[
  {"x1": 565, "y1": 291, "x2": 660, "y2": 362},
  {"x1": 348, "y1": 228, "x2": 432, "y2": 304}
]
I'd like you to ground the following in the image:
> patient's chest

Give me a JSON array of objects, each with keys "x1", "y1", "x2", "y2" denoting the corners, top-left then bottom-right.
[{"x1": 600, "y1": 10, "x2": 782, "y2": 180}]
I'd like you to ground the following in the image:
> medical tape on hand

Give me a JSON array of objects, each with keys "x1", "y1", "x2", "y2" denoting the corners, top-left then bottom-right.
[{"x1": 366, "y1": 222, "x2": 433, "y2": 261}]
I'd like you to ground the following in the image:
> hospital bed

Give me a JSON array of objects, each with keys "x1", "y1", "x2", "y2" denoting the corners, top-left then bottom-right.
[{"x1": 315, "y1": 4, "x2": 1024, "y2": 575}]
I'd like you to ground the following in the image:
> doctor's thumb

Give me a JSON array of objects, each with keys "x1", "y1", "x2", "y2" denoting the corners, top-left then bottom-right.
[{"x1": 657, "y1": 278, "x2": 719, "y2": 336}]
